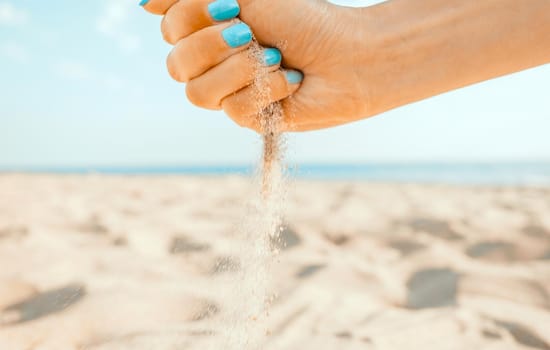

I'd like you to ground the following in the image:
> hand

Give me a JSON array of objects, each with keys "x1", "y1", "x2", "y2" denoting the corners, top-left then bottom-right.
[{"x1": 141, "y1": 0, "x2": 370, "y2": 132}]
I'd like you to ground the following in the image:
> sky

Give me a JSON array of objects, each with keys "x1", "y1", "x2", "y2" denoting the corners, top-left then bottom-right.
[{"x1": 0, "y1": 0, "x2": 548, "y2": 168}]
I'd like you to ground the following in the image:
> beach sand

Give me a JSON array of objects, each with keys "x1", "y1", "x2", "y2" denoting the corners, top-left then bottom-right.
[{"x1": 1, "y1": 174, "x2": 549, "y2": 349}]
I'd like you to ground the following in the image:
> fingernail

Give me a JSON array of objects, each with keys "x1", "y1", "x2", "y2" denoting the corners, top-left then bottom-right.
[
  {"x1": 222, "y1": 23, "x2": 252, "y2": 48},
  {"x1": 139, "y1": 0, "x2": 149, "y2": 6},
  {"x1": 264, "y1": 48, "x2": 282, "y2": 66},
  {"x1": 208, "y1": 0, "x2": 240, "y2": 22},
  {"x1": 285, "y1": 70, "x2": 303, "y2": 84}
]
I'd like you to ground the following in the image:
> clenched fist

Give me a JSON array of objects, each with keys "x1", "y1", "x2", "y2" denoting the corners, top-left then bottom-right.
[
  {"x1": 141, "y1": 0, "x2": 550, "y2": 132},
  {"x1": 141, "y1": 0, "x2": 370, "y2": 132}
]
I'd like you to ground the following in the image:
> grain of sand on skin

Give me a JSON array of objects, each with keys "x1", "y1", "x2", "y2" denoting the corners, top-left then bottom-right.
[{"x1": 1, "y1": 175, "x2": 550, "y2": 349}]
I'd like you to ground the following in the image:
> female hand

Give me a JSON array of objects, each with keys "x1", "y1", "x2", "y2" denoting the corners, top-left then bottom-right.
[
  {"x1": 141, "y1": 0, "x2": 370, "y2": 132},
  {"x1": 141, "y1": 0, "x2": 550, "y2": 133}
]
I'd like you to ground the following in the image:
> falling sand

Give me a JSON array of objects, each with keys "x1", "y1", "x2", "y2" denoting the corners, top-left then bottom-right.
[
  {"x1": 214, "y1": 41, "x2": 287, "y2": 349},
  {"x1": 0, "y1": 42, "x2": 290, "y2": 350}
]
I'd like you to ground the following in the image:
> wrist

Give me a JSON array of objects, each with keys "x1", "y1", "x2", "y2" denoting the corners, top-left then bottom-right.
[
  {"x1": 343, "y1": 2, "x2": 441, "y2": 118},
  {"x1": 337, "y1": 5, "x2": 378, "y2": 119}
]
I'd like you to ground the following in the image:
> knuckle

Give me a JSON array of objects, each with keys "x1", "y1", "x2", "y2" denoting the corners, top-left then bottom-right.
[
  {"x1": 166, "y1": 50, "x2": 190, "y2": 83},
  {"x1": 223, "y1": 104, "x2": 249, "y2": 128},
  {"x1": 185, "y1": 81, "x2": 207, "y2": 107},
  {"x1": 221, "y1": 99, "x2": 239, "y2": 119},
  {"x1": 160, "y1": 18, "x2": 176, "y2": 45},
  {"x1": 165, "y1": 54, "x2": 179, "y2": 82}
]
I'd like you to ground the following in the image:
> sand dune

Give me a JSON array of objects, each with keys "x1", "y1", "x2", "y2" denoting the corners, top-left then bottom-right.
[{"x1": 1, "y1": 174, "x2": 549, "y2": 349}]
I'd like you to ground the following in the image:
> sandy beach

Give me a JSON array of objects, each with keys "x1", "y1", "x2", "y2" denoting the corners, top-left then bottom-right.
[{"x1": 1, "y1": 174, "x2": 549, "y2": 349}]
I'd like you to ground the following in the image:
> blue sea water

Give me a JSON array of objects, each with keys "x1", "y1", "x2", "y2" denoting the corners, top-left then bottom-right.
[
  {"x1": 293, "y1": 163, "x2": 550, "y2": 185},
  {"x1": 4, "y1": 162, "x2": 550, "y2": 186}
]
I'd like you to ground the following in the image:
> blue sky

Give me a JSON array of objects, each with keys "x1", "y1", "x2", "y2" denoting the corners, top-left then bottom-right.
[{"x1": 0, "y1": 0, "x2": 548, "y2": 168}]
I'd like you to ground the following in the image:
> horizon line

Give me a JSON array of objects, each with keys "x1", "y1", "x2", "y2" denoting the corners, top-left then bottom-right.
[{"x1": 1, "y1": 160, "x2": 550, "y2": 172}]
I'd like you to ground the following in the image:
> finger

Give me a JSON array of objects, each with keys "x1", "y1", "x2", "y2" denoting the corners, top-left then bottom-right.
[
  {"x1": 186, "y1": 48, "x2": 282, "y2": 110},
  {"x1": 221, "y1": 70, "x2": 303, "y2": 129},
  {"x1": 140, "y1": 0, "x2": 178, "y2": 15},
  {"x1": 167, "y1": 22, "x2": 253, "y2": 83},
  {"x1": 162, "y1": 0, "x2": 241, "y2": 45}
]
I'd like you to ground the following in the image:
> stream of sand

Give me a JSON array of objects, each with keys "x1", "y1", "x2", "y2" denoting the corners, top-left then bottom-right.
[{"x1": 214, "y1": 40, "x2": 287, "y2": 349}]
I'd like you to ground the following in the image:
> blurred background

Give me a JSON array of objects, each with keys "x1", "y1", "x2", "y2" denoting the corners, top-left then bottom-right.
[
  {"x1": 1, "y1": 0, "x2": 549, "y2": 183},
  {"x1": 1, "y1": 1, "x2": 550, "y2": 350}
]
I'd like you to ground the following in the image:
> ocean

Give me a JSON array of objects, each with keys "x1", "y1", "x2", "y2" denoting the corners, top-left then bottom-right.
[{"x1": 4, "y1": 162, "x2": 550, "y2": 186}]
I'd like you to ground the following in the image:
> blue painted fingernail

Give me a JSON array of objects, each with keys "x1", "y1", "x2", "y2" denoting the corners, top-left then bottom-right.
[
  {"x1": 222, "y1": 23, "x2": 252, "y2": 48},
  {"x1": 139, "y1": 0, "x2": 149, "y2": 6},
  {"x1": 208, "y1": 0, "x2": 240, "y2": 21},
  {"x1": 285, "y1": 70, "x2": 303, "y2": 84},
  {"x1": 264, "y1": 48, "x2": 282, "y2": 66}
]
